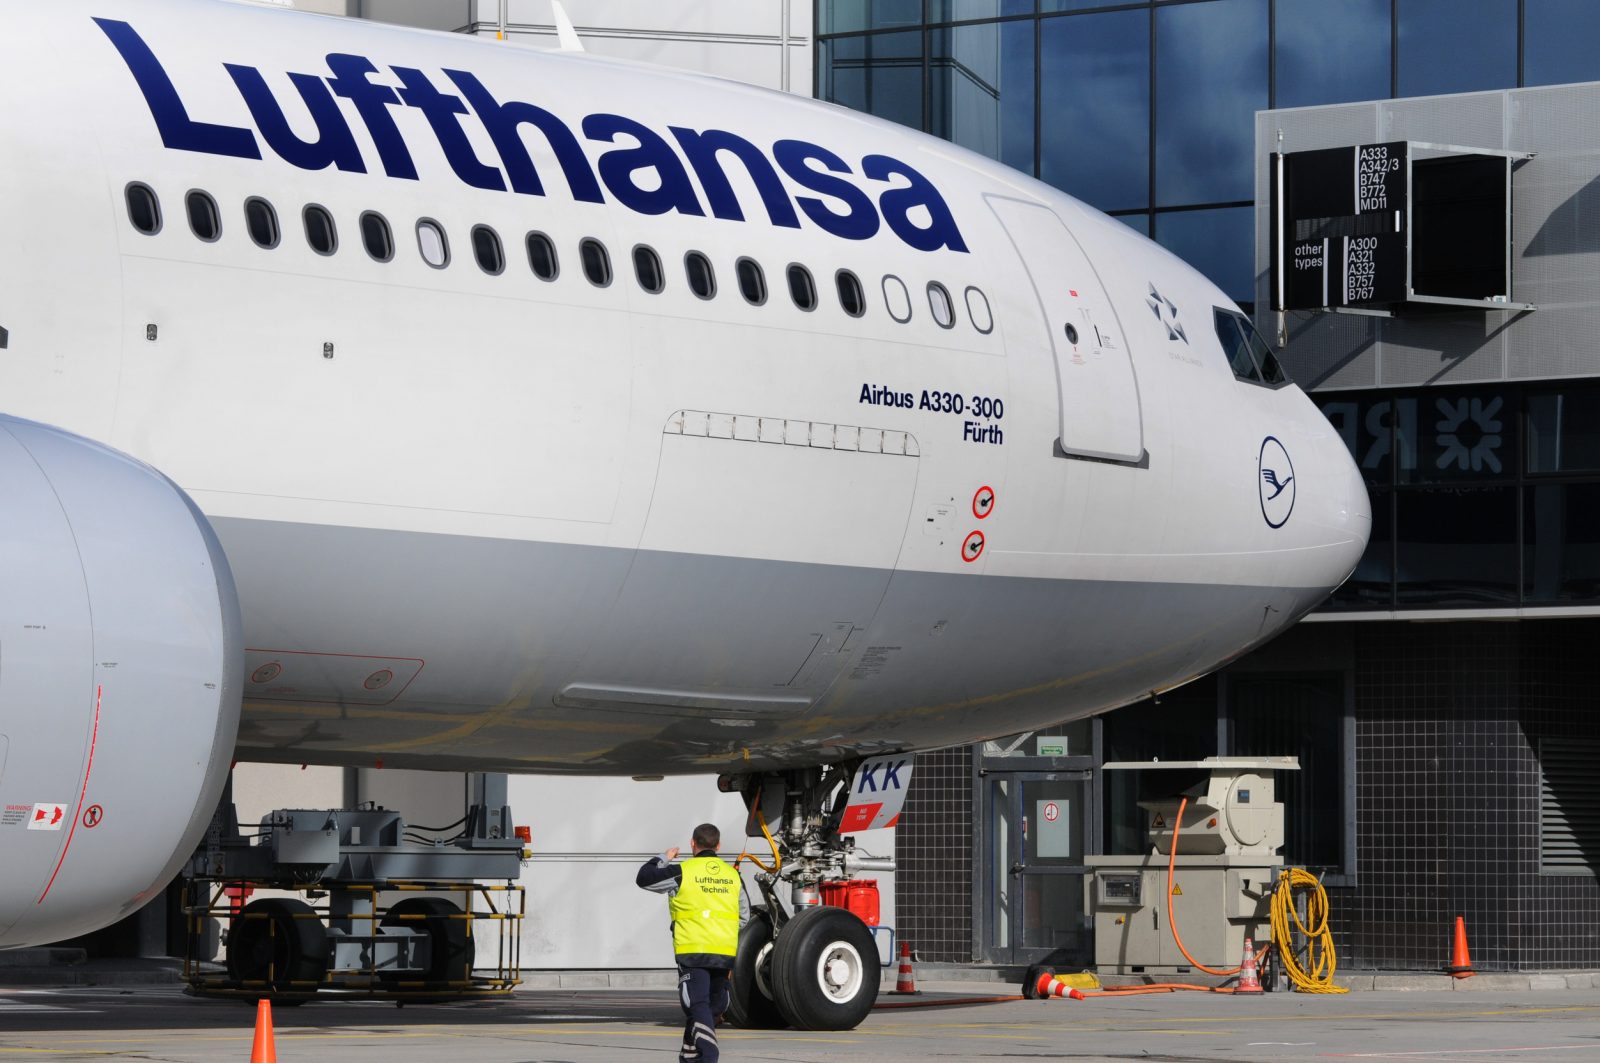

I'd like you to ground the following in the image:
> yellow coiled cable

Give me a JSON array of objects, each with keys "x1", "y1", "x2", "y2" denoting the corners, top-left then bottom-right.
[{"x1": 1269, "y1": 867, "x2": 1347, "y2": 993}]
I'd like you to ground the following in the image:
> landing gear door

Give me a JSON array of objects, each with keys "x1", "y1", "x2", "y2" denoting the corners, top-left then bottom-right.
[
  {"x1": 986, "y1": 196, "x2": 1144, "y2": 463},
  {"x1": 839, "y1": 756, "x2": 913, "y2": 833}
]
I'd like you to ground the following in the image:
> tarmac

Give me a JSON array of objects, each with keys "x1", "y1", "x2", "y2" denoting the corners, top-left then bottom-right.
[{"x1": 2, "y1": 976, "x2": 1600, "y2": 1062}]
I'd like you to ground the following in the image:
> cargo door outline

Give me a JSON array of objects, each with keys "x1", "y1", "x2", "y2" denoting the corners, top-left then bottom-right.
[{"x1": 986, "y1": 196, "x2": 1144, "y2": 463}]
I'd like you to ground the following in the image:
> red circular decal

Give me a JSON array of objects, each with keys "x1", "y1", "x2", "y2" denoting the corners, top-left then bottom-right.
[
  {"x1": 250, "y1": 662, "x2": 282, "y2": 685},
  {"x1": 972, "y1": 485, "x2": 996, "y2": 520},
  {"x1": 961, "y1": 531, "x2": 986, "y2": 563},
  {"x1": 1043, "y1": 802, "x2": 1059, "y2": 823},
  {"x1": 82, "y1": 804, "x2": 104, "y2": 829},
  {"x1": 363, "y1": 669, "x2": 394, "y2": 691}
]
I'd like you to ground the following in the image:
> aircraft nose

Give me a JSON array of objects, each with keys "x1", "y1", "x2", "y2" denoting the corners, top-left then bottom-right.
[{"x1": 1307, "y1": 415, "x2": 1372, "y2": 594}]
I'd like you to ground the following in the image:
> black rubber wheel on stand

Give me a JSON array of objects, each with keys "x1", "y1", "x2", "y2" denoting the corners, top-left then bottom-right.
[
  {"x1": 726, "y1": 906, "x2": 787, "y2": 1029},
  {"x1": 226, "y1": 897, "x2": 329, "y2": 997},
  {"x1": 770, "y1": 905, "x2": 879, "y2": 1031},
  {"x1": 380, "y1": 897, "x2": 474, "y2": 986}
]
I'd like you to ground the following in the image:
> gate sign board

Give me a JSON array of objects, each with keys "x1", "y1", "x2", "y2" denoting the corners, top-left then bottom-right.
[
  {"x1": 1274, "y1": 142, "x2": 1408, "y2": 310},
  {"x1": 840, "y1": 756, "x2": 912, "y2": 831}
]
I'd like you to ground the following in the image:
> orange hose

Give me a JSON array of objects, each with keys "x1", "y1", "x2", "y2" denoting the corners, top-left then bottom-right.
[
  {"x1": 874, "y1": 995, "x2": 1026, "y2": 1009},
  {"x1": 1086, "y1": 982, "x2": 1237, "y2": 995},
  {"x1": 1165, "y1": 796, "x2": 1253, "y2": 977}
]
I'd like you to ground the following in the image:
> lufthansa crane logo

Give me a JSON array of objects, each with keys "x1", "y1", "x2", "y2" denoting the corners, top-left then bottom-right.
[{"x1": 1258, "y1": 436, "x2": 1295, "y2": 528}]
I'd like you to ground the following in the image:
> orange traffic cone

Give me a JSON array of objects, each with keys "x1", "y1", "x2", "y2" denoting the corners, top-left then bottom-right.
[
  {"x1": 893, "y1": 941, "x2": 919, "y2": 994},
  {"x1": 1035, "y1": 973, "x2": 1085, "y2": 1001},
  {"x1": 1445, "y1": 916, "x2": 1474, "y2": 979},
  {"x1": 250, "y1": 999, "x2": 276, "y2": 1063},
  {"x1": 1236, "y1": 936, "x2": 1263, "y2": 993}
]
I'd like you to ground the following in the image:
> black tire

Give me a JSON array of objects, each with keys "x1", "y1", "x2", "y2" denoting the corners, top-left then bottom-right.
[
  {"x1": 1022, "y1": 964, "x2": 1057, "y2": 1000},
  {"x1": 226, "y1": 898, "x2": 328, "y2": 992},
  {"x1": 726, "y1": 907, "x2": 787, "y2": 1029},
  {"x1": 770, "y1": 905, "x2": 879, "y2": 1031},
  {"x1": 379, "y1": 897, "x2": 474, "y2": 986}
]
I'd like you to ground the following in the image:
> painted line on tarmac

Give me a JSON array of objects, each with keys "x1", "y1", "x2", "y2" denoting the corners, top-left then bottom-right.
[{"x1": 1325, "y1": 1047, "x2": 1596, "y2": 1059}]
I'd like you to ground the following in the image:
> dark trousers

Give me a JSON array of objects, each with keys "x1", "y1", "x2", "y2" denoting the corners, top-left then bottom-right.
[{"x1": 676, "y1": 965, "x2": 729, "y2": 1063}]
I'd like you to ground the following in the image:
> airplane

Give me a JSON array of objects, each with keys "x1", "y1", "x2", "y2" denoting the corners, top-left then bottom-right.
[{"x1": 0, "y1": 0, "x2": 1369, "y2": 1028}]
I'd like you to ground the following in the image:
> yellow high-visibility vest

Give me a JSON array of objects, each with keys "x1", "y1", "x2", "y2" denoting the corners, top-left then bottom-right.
[{"x1": 669, "y1": 855, "x2": 741, "y2": 959}]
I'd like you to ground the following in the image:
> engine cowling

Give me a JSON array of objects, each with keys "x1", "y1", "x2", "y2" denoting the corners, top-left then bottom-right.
[{"x1": 0, "y1": 416, "x2": 241, "y2": 948}]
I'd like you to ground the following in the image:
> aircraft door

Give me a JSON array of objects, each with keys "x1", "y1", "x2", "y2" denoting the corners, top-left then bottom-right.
[{"x1": 987, "y1": 197, "x2": 1144, "y2": 463}]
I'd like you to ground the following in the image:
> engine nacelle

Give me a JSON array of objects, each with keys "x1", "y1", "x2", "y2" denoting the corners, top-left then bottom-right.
[{"x1": 0, "y1": 416, "x2": 241, "y2": 948}]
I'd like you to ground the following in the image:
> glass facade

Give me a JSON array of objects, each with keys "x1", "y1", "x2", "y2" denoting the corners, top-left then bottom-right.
[
  {"x1": 1320, "y1": 383, "x2": 1600, "y2": 610},
  {"x1": 816, "y1": 0, "x2": 1600, "y2": 303}
]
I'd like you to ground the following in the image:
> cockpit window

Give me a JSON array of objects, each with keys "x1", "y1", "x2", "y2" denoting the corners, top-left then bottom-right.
[{"x1": 1213, "y1": 308, "x2": 1287, "y2": 386}]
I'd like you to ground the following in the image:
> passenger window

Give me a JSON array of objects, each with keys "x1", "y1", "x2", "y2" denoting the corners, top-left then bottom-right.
[
  {"x1": 787, "y1": 264, "x2": 817, "y2": 311},
  {"x1": 360, "y1": 211, "x2": 394, "y2": 263},
  {"x1": 527, "y1": 231, "x2": 559, "y2": 281},
  {"x1": 633, "y1": 245, "x2": 665, "y2": 294},
  {"x1": 580, "y1": 238, "x2": 612, "y2": 287},
  {"x1": 186, "y1": 191, "x2": 221, "y2": 242},
  {"x1": 126, "y1": 183, "x2": 161, "y2": 236},
  {"x1": 736, "y1": 258, "x2": 767, "y2": 305},
  {"x1": 927, "y1": 282, "x2": 956, "y2": 329},
  {"x1": 473, "y1": 225, "x2": 505, "y2": 276},
  {"x1": 836, "y1": 270, "x2": 866, "y2": 318},
  {"x1": 685, "y1": 251, "x2": 716, "y2": 300},
  {"x1": 245, "y1": 198, "x2": 279, "y2": 250},
  {"x1": 416, "y1": 219, "x2": 449, "y2": 269},
  {"x1": 965, "y1": 286, "x2": 994, "y2": 334},
  {"x1": 882, "y1": 275, "x2": 912, "y2": 323},
  {"x1": 303, "y1": 205, "x2": 337, "y2": 256}
]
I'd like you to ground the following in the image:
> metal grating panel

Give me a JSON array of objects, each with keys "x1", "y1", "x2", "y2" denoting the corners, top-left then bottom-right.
[
  {"x1": 1540, "y1": 736, "x2": 1600, "y2": 873},
  {"x1": 1276, "y1": 311, "x2": 1380, "y2": 390},
  {"x1": 1506, "y1": 86, "x2": 1600, "y2": 379},
  {"x1": 1381, "y1": 94, "x2": 1507, "y2": 152},
  {"x1": 1377, "y1": 316, "x2": 1506, "y2": 386}
]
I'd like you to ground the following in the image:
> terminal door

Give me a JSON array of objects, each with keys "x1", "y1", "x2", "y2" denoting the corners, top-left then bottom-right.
[
  {"x1": 986, "y1": 772, "x2": 1092, "y2": 966},
  {"x1": 987, "y1": 196, "x2": 1144, "y2": 463}
]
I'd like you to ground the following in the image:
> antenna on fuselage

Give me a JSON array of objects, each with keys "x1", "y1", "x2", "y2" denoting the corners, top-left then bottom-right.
[{"x1": 551, "y1": 1, "x2": 586, "y2": 52}]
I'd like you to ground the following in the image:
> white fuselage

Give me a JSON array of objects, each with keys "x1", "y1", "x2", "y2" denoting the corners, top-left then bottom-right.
[{"x1": 0, "y1": 0, "x2": 1369, "y2": 776}]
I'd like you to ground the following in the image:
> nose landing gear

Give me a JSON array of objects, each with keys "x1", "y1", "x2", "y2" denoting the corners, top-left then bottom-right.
[{"x1": 718, "y1": 763, "x2": 896, "y2": 1032}]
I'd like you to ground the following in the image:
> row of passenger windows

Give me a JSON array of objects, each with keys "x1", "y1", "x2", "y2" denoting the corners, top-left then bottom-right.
[{"x1": 125, "y1": 183, "x2": 996, "y2": 334}]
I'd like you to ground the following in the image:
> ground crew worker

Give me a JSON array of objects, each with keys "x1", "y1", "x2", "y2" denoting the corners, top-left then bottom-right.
[{"x1": 637, "y1": 822, "x2": 750, "y2": 1063}]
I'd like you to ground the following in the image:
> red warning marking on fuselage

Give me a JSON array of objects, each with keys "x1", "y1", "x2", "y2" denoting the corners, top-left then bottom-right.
[
  {"x1": 82, "y1": 805, "x2": 104, "y2": 829},
  {"x1": 39, "y1": 684, "x2": 102, "y2": 904},
  {"x1": 961, "y1": 531, "x2": 986, "y2": 563},
  {"x1": 972, "y1": 486, "x2": 995, "y2": 519}
]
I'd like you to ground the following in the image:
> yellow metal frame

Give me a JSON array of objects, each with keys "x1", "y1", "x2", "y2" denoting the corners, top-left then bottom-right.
[{"x1": 182, "y1": 878, "x2": 524, "y2": 1000}]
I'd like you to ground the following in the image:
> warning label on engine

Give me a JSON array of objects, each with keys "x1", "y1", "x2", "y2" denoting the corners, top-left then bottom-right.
[
  {"x1": 27, "y1": 804, "x2": 66, "y2": 831},
  {"x1": 1, "y1": 804, "x2": 30, "y2": 827}
]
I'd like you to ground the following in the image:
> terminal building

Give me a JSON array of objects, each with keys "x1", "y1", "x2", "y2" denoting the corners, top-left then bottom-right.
[
  {"x1": 815, "y1": 0, "x2": 1600, "y2": 972},
  {"x1": 57, "y1": 0, "x2": 1600, "y2": 977}
]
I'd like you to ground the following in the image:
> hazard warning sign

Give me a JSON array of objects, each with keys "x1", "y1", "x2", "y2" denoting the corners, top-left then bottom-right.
[{"x1": 28, "y1": 804, "x2": 66, "y2": 831}]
